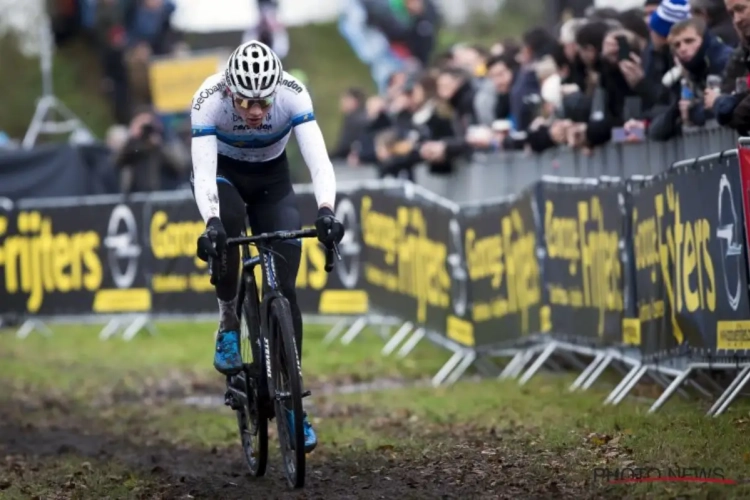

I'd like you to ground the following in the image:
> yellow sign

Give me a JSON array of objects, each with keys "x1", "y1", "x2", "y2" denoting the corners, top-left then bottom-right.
[
  {"x1": 148, "y1": 53, "x2": 223, "y2": 114},
  {"x1": 447, "y1": 314, "x2": 475, "y2": 346},
  {"x1": 717, "y1": 321, "x2": 750, "y2": 350},
  {"x1": 622, "y1": 318, "x2": 641, "y2": 346}
]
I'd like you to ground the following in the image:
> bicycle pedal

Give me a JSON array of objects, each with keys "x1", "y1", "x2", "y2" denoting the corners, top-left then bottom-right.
[
  {"x1": 224, "y1": 391, "x2": 234, "y2": 407},
  {"x1": 301, "y1": 390, "x2": 312, "y2": 398}
]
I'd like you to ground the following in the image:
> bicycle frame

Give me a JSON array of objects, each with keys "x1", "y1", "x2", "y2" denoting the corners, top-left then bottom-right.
[{"x1": 224, "y1": 229, "x2": 339, "y2": 409}]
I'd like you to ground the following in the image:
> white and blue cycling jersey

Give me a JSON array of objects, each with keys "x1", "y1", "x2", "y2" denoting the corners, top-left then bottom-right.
[{"x1": 190, "y1": 71, "x2": 336, "y2": 223}]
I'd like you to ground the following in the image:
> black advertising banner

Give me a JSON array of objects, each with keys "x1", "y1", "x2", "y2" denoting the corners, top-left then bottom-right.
[
  {"x1": 358, "y1": 185, "x2": 456, "y2": 335},
  {"x1": 144, "y1": 190, "x2": 371, "y2": 317},
  {"x1": 629, "y1": 175, "x2": 672, "y2": 358},
  {"x1": 460, "y1": 191, "x2": 543, "y2": 348},
  {"x1": 630, "y1": 155, "x2": 750, "y2": 359},
  {"x1": 144, "y1": 196, "x2": 215, "y2": 315},
  {"x1": 1, "y1": 199, "x2": 150, "y2": 316},
  {"x1": 293, "y1": 188, "x2": 368, "y2": 316},
  {"x1": 538, "y1": 180, "x2": 625, "y2": 344},
  {"x1": 0, "y1": 203, "x2": 27, "y2": 316}
]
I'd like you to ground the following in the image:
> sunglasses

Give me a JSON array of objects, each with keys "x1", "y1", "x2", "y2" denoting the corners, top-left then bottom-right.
[{"x1": 234, "y1": 96, "x2": 274, "y2": 109}]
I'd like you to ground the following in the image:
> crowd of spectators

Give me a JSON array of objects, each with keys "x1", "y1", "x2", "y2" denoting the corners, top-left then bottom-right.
[{"x1": 333, "y1": 0, "x2": 750, "y2": 180}]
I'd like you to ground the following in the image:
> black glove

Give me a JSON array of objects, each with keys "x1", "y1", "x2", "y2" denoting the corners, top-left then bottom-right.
[
  {"x1": 315, "y1": 207, "x2": 344, "y2": 246},
  {"x1": 197, "y1": 217, "x2": 227, "y2": 262}
]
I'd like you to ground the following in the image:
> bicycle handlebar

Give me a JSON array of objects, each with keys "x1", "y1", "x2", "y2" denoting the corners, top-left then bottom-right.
[{"x1": 207, "y1": 228, "x2": 341, "y2": 284}]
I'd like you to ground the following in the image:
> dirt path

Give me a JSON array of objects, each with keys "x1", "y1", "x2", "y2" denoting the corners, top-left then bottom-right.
[{"x1": 0, "y1": 396, "x2": 605, "y2": 500}]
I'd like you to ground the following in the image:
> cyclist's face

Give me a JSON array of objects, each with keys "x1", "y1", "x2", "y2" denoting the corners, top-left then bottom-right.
[{"x1": 233, "y1": 96, "x2": 273, "y2": 126}]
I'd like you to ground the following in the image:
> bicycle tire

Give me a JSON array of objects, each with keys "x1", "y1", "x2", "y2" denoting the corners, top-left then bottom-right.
[
  {"x1": 269, "y1": 297, "x2": 306, "y2": 489},
  {"x1": 235, "y1": 274, "x2": 268, "y2": 477}
]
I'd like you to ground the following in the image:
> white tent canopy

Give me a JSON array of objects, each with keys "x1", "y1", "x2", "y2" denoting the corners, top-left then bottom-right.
[{"x1": 170, "y1": 0, "x2": 344, "y2": 33}]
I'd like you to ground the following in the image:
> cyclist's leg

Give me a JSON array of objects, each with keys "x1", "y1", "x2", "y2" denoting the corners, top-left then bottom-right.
[{"x1": 190, "y1": 170, "x2": 247, "y2": 374}]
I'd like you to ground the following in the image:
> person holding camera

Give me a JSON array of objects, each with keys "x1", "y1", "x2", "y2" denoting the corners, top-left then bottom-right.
[{"x1": 115, "y1": 107, "x2": 189, "y2": 193}]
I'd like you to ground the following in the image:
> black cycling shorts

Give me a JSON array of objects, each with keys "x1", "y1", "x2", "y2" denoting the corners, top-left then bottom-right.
[{"x1": 191, "y1": 151, "x2": 302, "y2": 243}]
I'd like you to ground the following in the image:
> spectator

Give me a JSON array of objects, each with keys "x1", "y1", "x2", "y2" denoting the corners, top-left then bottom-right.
[
  {"x1": 473, "y1": 54, "x2": 517, "y2": 127},
  {"x1": 635, "y1": 0, "x2": 692, "y2": 113},
  {"x1": 583, "y1": 28, "x2": 647, "y2": 147},
  {"x1": 510, "y1": 27, "x2": 559, "y2": 132},
  {"x1": 378, "y1": 72, "x2": 456, "y2": 177},
  {"x1": 330, "y1": 88, "x2": 369, "y2": 161},
  {"x1": 123, "y1": 0, "x2": 180, "y2": 110},
  {"x1": 363, "y1": 0, "x2": 440, "y2": 67},
  {"x1": 451, "y1": 44, "x2": 490, "y2": 77},
  {"x1": 617, "y1": 8, "x2": 652, "y2": 46},
  {"x1": 643, "y1": 0, "x2": 662, "y2": 22},
  {"x1": 689, "y1": 0, "x2": 740, "y2": 46},
  {"x1": 558, "y1": 18, "x2": 588, "y2": 90},
  {"x1": 115, "y1": 107, "x2": 189, "y2": 194},
  {"x1": 95, "y1": 0, "x2": 130, "y2": 124},
  {"x1": 715, "y1": 0, "x2": 750, "y2": 134},
  {"x1": 649, "y1": 17, "x2": 732, "y2": 139}
]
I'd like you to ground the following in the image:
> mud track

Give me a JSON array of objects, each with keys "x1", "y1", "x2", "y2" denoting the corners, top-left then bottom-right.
[{"x1": 0, "y1": 394, "x2": 609, "y2": 500}]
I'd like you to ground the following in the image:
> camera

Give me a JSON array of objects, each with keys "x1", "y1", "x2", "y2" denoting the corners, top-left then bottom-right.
[{"x1": 141, "y1": 123, "x2": 155, "y2": 138}]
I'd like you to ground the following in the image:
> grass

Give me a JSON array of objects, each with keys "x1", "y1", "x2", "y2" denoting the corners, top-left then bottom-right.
[
  {"x1": 0, "y1": 321, "x2": 450, "y2": 397},
  {"x1": 4, "y1": 320, "x2": 750, "y2": 497},
  {"x1": 0, "y1": 455, "x2": 156, "y2": 500}
]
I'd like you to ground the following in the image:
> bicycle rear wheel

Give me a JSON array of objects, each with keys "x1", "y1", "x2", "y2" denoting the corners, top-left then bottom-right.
[
  {"x1": 235, "y1": 274, "x2": 268, "y2": 477},
  {"x1": 269, "y1": 297, "x2": 306, "y2": 489}
]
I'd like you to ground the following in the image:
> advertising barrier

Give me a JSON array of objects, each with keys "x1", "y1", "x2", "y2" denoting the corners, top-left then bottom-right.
[{"x1": 2, "y1": 149, "x2": 750, "y2": 365}]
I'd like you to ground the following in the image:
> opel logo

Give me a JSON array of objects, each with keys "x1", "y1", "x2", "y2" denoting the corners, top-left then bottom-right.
[
  {"x1": 103, "y1": 204, "x2": 141, "y2": 289},
  {"x1": 334, "y1": 195, "x2": 361, "y2": 289},
  {"x1": 447, "y1": 217, "x2": 468, "y2": 316},
  {"x1": 717, "y1": 174, "x2": 743, "y2": 311}
]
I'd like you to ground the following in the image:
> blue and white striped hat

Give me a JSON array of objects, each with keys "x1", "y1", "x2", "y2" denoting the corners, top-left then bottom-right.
[{"x1": 649, "y1": 0, "x2": 691, "y2": 38}]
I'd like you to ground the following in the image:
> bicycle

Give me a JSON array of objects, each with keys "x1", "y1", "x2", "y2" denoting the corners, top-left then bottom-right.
[{"x1": 207, "y1": 228, "x2": 340, "y2": 489}]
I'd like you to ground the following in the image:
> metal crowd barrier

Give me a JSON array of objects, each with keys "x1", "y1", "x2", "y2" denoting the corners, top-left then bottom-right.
[{"x1": 334, "y1": 123, "x2": 738, "y2": 203}]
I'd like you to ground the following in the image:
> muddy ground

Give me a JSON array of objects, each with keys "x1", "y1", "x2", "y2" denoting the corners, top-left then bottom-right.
[{"x1": 0, "y1": 379, "x2": 610, "y2": 500}]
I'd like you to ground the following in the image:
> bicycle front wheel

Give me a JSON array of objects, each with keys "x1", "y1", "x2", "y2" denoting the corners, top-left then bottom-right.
[
  {"x1": 270, "y1": 297, "x2": 306, "y2": 489},
  {"x1": 236, "y1": 275, "x2": 268, "y2": 477}
]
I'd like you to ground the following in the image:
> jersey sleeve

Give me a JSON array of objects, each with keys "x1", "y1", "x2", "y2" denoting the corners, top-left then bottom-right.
[
  {"x1": 287, "y1": 86, "x2": 317, "y2": 128},
  {"x1": 190, "y1": 77, "x2": 223, "y2": 137},
  {"x1": 291, "y1": 86, "x2": 336, "y2": 210},
  {"x1": 190, "y1": 78, "x2": 223, "y2": 223}
]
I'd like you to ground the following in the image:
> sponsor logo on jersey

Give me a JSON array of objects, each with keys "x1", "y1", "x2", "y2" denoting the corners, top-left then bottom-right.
[
  {"x1": 281, "y1": 79, "x2": 303, "y2": 94},
  {"x1": 192, "y1": 82, "x2": 225, "y2": 111},
  {"x1": 233, "y1": 123, "x2": 272, "y2": 131}
]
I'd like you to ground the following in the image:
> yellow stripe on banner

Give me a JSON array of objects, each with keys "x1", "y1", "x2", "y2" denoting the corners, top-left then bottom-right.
[
  {"x1": 716, "y1": 321, "x2": 750, "y2": 350},
  {"x1": 446, "y1": 315, "x2": 474, "y2": 347},
  {"x1": 318, "y1": 290, "x2": 369, "y2": 315},
  {"x1": 93, "y1": 289, "x2": 152, "y2": 313},
  {"x1": 540, "y1": 305, "x2": 552, "y2": 333},
  {"x1": 622, "y1": 318, "x2": 641, "y2": 346}
]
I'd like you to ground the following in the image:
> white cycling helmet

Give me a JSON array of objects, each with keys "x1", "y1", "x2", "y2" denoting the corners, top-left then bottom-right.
[{"x1": 225, "y1": 40, "x2": 283, "y2": 100}]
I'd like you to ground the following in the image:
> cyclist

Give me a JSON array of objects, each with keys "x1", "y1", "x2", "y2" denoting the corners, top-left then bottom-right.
[{"x1": 190, "y1": 40, "x2": 345, "y2": 453}]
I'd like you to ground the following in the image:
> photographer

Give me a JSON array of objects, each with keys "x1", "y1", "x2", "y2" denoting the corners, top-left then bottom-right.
[{"x1": 115, "y1": 107, "x2": 189, "y2": 193}]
